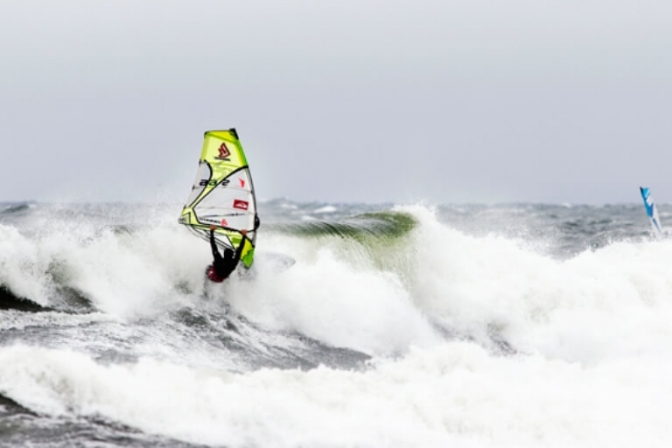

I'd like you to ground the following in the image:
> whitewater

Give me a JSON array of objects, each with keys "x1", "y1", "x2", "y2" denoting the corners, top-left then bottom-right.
[{"x1": 1, "y1": 200, "x2": 672, "y2": 447}]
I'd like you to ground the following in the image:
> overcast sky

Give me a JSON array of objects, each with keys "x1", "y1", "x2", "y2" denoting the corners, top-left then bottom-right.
[{"x1": 1, "y1": 1, "x2": 672, "y2": 204}]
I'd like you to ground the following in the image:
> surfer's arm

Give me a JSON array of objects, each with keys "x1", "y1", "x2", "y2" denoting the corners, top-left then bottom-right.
[
  {"x1": 233, "y1": 231, "x2": 247, "y2": 262},
  {"x1": 209, "y1": 228, "x2": 223, "y2": 263},
  {"x1": 226, "y1": 230, "x2": 249, "y2": 271}
]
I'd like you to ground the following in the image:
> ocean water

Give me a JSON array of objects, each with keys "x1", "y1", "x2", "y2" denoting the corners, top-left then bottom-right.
[{"x1": 1, "y1": 200, "x2": 671, "y2": 447}]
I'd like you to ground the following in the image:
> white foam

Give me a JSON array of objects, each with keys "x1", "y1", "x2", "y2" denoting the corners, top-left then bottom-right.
[
  {"x1": 1, "y1": 344, "x2": 670, "y2": 448},
  {"x1": 0, "y1": 224, "x2": 54, "y2": 305},
  {"x1": 0, "y1": 214, "x2": 207, "y2": 317},
  {"x1": 397, "y1": 204, "x2": 672, "y2": 363},
  {"x1": 224, "y1": 246, "x2": 442, "y2": 355},
  {"x1": 4, "y1": 204, "x2": 672, "y2": 445},
  {"x1": 5, "y1": 204, "x2": 672, "y2": 365},
  {"x1": 313, "y1": 205, "x2": 337, "y2": 214}
]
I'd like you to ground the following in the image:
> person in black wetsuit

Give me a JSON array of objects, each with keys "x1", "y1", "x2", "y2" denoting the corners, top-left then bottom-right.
[{"x1": 206, "y1": 226, "x2": 248, "y2": 283}]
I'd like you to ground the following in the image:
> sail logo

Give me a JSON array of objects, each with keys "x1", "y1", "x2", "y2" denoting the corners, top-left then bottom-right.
[
  {"x1": 233, "y1": 199, "x2": 249, "y2": 210},
  {"x1": 200, "y1": 179, "x2": 229, "y2": 187},
  {"x1": 239, "y1": 178, "x2": 245, "y2": 187},
  {"x1": 221, "y1": 218, "x2": 228, "y2": 226},
  {"x1": 217, "y1": 143, "x2": 231, "y2": 160}
]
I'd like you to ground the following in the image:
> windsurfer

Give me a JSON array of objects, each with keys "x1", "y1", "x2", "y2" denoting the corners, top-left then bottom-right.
[{"x1": 206, "y1": 226, "x2": 247, "y2": 283}]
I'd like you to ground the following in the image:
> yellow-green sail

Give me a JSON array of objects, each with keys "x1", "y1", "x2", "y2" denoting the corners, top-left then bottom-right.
[{"x1": 179, "y1": 129, "x2": 257, "y2": 268}]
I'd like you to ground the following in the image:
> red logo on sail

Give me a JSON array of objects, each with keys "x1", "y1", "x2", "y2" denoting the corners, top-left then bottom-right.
[
  {"x1": 239, "y1": 178, "x2": 245, "y2": 188},
  {"x1": 233, "y1": 200, "x2": 249, "y2": 210},
  {"x1": 217, "y1": 143, "x2": 231, "y2": 159},
  {"x1": 220, "y1": 218, "x2": 228, "y2": 226}
]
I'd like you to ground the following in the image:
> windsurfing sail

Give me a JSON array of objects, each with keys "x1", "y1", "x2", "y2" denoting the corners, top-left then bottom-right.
[
  {"x1": 640, "y1": 187, "x2": 663, "y2": 237},
  {"x1": 179, "y1": 129, "x2": 258, "y2": 268}
]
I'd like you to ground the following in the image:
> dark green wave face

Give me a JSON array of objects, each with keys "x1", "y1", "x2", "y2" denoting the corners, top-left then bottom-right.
[{"x1": 271, "y1": 211, "x2": 417, "y2": 243}]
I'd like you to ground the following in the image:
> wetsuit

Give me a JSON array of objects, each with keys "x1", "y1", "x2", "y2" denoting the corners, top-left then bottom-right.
[{"x1": 208, "y1": 229, "x2": 245, "y2": 282}]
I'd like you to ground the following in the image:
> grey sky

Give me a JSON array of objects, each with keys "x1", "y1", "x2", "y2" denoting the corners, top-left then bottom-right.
[{"x1": 1, "y1": 1, "x2": 671, "y2": 204}]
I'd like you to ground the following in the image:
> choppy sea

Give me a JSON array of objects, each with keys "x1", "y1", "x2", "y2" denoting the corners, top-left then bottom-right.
[{"x1": 1, "y1": 200, "x2": 671, "y2": 447}]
